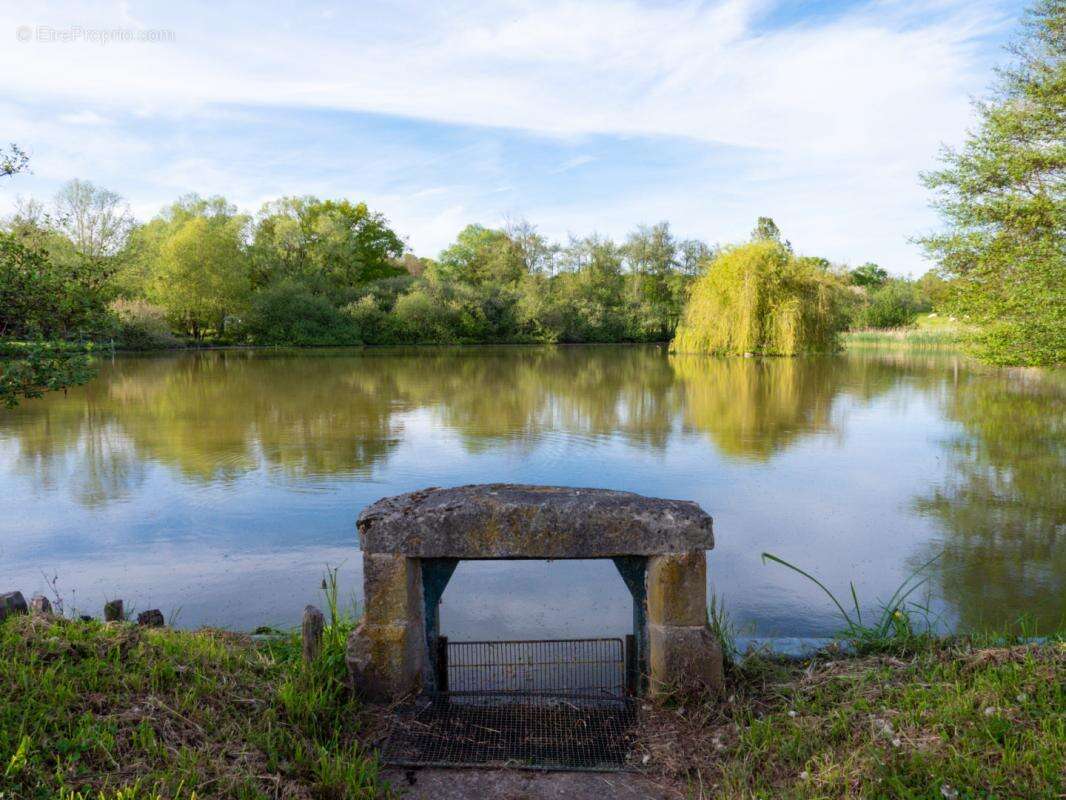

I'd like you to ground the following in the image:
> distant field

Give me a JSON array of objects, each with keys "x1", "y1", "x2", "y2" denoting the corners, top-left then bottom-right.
[{"x1": 844, "y1": 314, "x2": 970, "y2": 349}]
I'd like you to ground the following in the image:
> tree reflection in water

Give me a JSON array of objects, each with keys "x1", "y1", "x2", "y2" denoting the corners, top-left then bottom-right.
[{"x1": 1, "y1": 346, "x2": 1061, "y2": 634}]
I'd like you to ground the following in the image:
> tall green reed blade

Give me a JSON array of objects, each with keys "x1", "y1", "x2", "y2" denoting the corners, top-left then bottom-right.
[
  {"x1": 760, "y1": 552, "x2": 858, "y2": 631},
  {"x1": 761, "y1": 550, "x2": 944, "y2": 643}
]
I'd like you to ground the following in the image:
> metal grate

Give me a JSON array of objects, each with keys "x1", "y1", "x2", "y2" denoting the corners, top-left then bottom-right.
[
  {"x1": 382, "y1": 693, "x2": 637, "y2": 771},
  {"x1": 443, "y1": 637, "x2": 629, "y2": 697},
  {"x1": 382, "y1": 637, "x2": 640, "y2": 771}
]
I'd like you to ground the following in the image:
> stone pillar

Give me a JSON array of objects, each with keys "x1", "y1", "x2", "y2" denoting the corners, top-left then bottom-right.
[
  {"x1": 646, "y1": 550, "x2": 723, "y2": 698},
  {"x1": 347, "y1": 554, "x2": 426, "y2": 701}
]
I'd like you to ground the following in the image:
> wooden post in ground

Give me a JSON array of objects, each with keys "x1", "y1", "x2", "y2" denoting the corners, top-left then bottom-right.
[
  {"x1": 302, "y1": 605, "x2": 324, "y2": 664},
  {"x1": 104, "y1": 599, "x2": 124, "y2": 622}
]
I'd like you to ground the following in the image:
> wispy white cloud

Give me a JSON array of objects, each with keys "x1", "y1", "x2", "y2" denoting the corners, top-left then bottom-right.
[
  {"x1": 0, "y1": 0, "x2": 1015, "y2": 270},
  {"x1": 56, "y1": 110, "x2": 112, "y2": 126}
]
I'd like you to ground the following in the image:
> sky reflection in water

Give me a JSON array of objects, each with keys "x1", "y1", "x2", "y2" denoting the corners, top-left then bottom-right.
[{"x1": 1, "y1": 346, "x2": 1062, "y2": 638}]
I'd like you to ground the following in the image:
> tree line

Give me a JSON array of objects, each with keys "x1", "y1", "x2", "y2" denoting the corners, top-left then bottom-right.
[
  {"x1": 0, "y1": 0, "x2": 1061, "y2": 405},
  {"x1": 0, "y1": 176, "x2": 943, "y2": 352}
]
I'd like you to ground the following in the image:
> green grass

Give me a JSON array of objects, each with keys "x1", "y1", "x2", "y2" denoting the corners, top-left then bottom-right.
[
  {"x1": 653, "y1": 554, "x2": 1066, "y2": 797},
  {"x1": 637, "y1": 634, "x2": 1065, "y2": 798},
  {"x1": 844, "y1": 314, "x2": 970, "y2": 349},
  {"x1": 0, "y1": 612, "x2": 388, "y2": 800},
  {"x1": 3, "y1": 600, "x2": 1062, "y2": 799}
]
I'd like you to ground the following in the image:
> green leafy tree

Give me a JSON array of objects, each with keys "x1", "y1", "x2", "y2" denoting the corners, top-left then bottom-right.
[
  {"x1": 751, "y1": 216, "x2": 792, "y2": 251},
  {"x1": 856, "y1": 279, "x2": 931, "y2": 328},
  {"x1": 251, "y1": 197, "x2": 405, "y2": 293},
  {"x1": 139, "y1": 196, "x2": 250, "y2": 339},
  {"x1": 528, "y1": 235, "x2": 629, "y2": 342},
  {"x1": 672, "y1": 239, "x2": 848, "y2": 355},
  {"x1": 0, "y1": 232, "x2": 66, "y2": 338},
  {"x1": 1, "y1": 184, "x2": 121, "y2": 339},
  {"x1": 850, "y1": 262, "x2": 889, "y2": 288},
  {"x1": 0, "y1": 342, "x2": 94, "y2": 408},
  {"x1": 625, "y1": 222, "x2": 682, "y2": 339},
  {"x1": 920, "y1": 0, "x2": 1065, "y2": 366},
  {"x1": 434, "y1": 224, "x2": 526, "y2": 285},
  {"x1": 917, "y1": 269, "x2": 951, "y2": 309},
  {"x1": 1, "y1": 150, "x2": 97, "y2": 406},
  {"x1": 506, "y1": 219, "x2": 557, "y2": 276}
]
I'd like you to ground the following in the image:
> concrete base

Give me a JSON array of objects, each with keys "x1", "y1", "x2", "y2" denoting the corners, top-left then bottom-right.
[
  {"x1": 347, "y1": 621, "x2": 425, "y2": 702},
  {"x1": 647, "y1": 623, "x2": 724, "y2": 698},
  {"x1": 382, "y1": 768, "x2": 674, "y2": 800}
]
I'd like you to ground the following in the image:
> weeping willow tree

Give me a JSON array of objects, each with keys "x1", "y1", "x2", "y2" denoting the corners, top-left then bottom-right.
[{"x1": 671, "y1": 240, "x2": 846, "y2": 355}]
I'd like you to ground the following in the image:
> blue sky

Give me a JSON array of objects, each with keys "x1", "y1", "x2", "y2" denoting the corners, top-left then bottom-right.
[{"x1": 2, "y1": 0, "x2": 1025, "y2": 274}]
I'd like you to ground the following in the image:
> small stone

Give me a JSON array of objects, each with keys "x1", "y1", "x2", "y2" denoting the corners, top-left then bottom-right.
[
  {"x1": 137, "y1": 609, "x2": 165, "y2": 627},
  {"x1": 0, "y1": 591, "x2": 28, "y2": 622},
  {"x1": 29, "y1": 595, "x2": 52, "y2": 615},
  {"x1": 800, "y1": 771, "x2": 810, "y2": 780},
  {"x1": 103, "y1": 599, "x2": 124, "y2": 622},
  {"x1": 941, "y1": 785, "x2": 959, "y2": 799},
  {"x1": 788, "y1": 710, "x2": 797, "y2": 718},
  {"x1": 983, "y1": 706, "x2": 996, "y2": 717}
]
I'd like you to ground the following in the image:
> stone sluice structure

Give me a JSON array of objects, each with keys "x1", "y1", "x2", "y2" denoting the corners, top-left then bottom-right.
[{"x1": 347, "y1": 484, "x2": 723, "y2": 701}]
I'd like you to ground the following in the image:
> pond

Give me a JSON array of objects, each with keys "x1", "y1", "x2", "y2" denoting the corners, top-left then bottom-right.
[{"x1": 1, "y1": 345, "x2": 1062, "y2": 641}]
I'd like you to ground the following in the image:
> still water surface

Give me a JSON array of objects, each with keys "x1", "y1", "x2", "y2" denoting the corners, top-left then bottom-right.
[{"x1": 1, "y1": 346, "x2": 1062, "y2": 640}]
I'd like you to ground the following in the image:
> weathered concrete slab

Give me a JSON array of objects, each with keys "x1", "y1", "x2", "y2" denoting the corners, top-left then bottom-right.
[
  {"x1": 358, "y1": 484, "x2": 713, "y2": 558},
  {"x1": 382, "y1": 767, "x2": 675, "y2": 800}
]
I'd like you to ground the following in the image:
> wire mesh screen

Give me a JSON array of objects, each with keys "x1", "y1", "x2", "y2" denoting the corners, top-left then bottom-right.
[
  {"x1": 445, "y1": 637, "x2": 627, "y2": 698},
  {"x1": 382, "y1": 693, "x2": 637, "y2": 771},
  {"x1": 382, "y1": 637, "x2": 639, "y2": 771}
]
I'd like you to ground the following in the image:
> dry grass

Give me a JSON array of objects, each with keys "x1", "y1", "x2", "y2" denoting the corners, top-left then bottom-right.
[{"x1": 632, "y1": 640, "x2": 1065, "y2": 799}]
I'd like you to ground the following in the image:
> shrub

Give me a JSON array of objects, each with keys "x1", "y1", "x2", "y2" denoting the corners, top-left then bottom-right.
[
  {"x1": 109, "y1": 299, "x2": 179, "y2": 349},
  {"x1": 341, "y1": 274, "x2": 416, "y2": 312},
  {"x1": 341, "y1": 295, "x2": 399, "y2": 344},
  {"x1": 671, "y1": 240, "x2": 847, "y2": 355},
  {"x1": 393, "y1": 287, "x2": 461, "y2": 343},
  {"x1": 241, "y1": 281, "x2": 361, "y2": 345},
  {"x1": 855, "y1": 280, "x2": 930, "y2": 329}
]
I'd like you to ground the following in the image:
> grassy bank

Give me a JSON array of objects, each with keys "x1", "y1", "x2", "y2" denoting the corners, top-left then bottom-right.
[
  {"x1": 3, "y1": 614, "x2": 1062, "y2": 799},
  {"x1": 0, "y1": 613, "x2": 386, "y2": 800},
  {"x1": 641, "y1": 635, "x2": 1064, "y2": 798},
  {"x1": 844, "y1": 315, "x2": 971, "y2": 350}
]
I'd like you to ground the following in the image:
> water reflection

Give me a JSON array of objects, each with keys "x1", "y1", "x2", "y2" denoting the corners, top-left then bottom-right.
[
  {"x1": 3, "y1": 346, "x2": 959, "y2": 497},
  {"x1": 672, "y1": 355, "x2": 846, "y2": 460},
  {"x1": 1, "y1": 346, "x2": 1061, "y2": 635},
  {"x1": 915, "y1": 369, "x2": 1065, "y2": 631}
]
